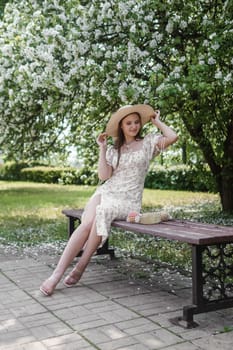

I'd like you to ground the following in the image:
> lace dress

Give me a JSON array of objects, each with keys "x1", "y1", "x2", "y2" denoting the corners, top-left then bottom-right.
[{"x1": 83, "y1": 133, "x2": 162, "y2": 245}]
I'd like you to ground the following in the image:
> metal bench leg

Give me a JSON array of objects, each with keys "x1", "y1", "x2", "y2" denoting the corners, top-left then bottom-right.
[
  {"x1": 97, "y1": 238, "x2": 115, "y2": 259},
  {"x1": 67, "y1": 217, "x2": 79, "y2": 238},
  {"x1": 170, "y1": 245, "x2": 202, "y2": 328},
  {"x1": 171, "y1": 243, "x2": 233, "y2": 328},
  {"x1": 67, "y1": 216, "x2": 115, "y2": 259}
]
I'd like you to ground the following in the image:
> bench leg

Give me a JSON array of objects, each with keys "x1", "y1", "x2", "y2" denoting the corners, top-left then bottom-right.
[
  {"x1": 97, "y1": 239, "x2": 115, "y2": 259},
  {"x1": 67, "y1": 217, "x2": 79, "y2": 238},
  {"x1": 171, "y1": 243, "x2": 233, "y2": 328},
  {"x1": 66, "y1": 216, "x2": 115, "y2": 259}
]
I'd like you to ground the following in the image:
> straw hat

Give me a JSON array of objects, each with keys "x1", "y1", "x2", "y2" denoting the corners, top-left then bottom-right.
[{"x1": 106, "y1": 104, "x2": 154, "y2": 137}]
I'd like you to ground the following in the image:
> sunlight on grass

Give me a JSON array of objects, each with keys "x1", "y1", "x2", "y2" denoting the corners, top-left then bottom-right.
[
  {"x1": 0, "y1": 181, "x2": 94, "y2": 215},
  {"x1": 0, "y1": 181, "x2": 231, "y2": 263},
  {"x1": 142, "y1": 188, "x2": 219, "y2": 208}
]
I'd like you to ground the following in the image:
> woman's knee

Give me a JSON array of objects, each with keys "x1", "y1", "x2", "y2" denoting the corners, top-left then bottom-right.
[{"x1": 79, "y1": 219, "x2": 94, "y2": 233}]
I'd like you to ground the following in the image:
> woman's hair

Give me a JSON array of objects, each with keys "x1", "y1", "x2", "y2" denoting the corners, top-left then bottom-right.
[{"x1": 114, "y1": 112, "x2": 143, "y2": 167}]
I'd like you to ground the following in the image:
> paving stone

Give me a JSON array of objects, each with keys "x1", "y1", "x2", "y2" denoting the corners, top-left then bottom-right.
[
  {"x1": 133, "y1": 329, "x2": 183, "y2": 349},
  {"x1": 29, "y1": 322, "x2": 72, "y2": 340},
  {"x1": 180, "y1": 328, "x2": 211, "y2": 341},
  {"x1": 70, "y1": 316, "x2": 111, "y2": 332},
  {"x1": 117, "y1": 345, "x2": 150, "y2": 350},
  {"x1": 41, "y1": 332, "x2": 84, "y2": 346},
  {"x1": 117, "y1": 317, "x2": 160, "y2": 336},
  {"x1": 162, "y1": 342, "x2": 201, "y2": 350},
  {"x1": 49, "y1": 342, "x2": 95, "y2": 350},
  {"x1": 96, "y1": 336, "x2": 138, "y2": 350},
  {"x1": 91, "y1": 280, "x2": 150, "y2": 298},
  {"x1": 100, "y1": 307, "x2": 138, "y2": 323},
  {"x1": 149, "y1": 310, "x2": 182, "y2": 328},
  {"x1": 0, "y1": 342, "x2": 48, "y2": 350},
  {"x1": 116, "y1": 317, "x2": 158, "y2": 330},
  {"x1": 0, "y1": 329, "x2": 36, "y2": 348},
  {"x1": 118, "y1": 292, "x2": 181, "y2": 317},
  {"x1": 10, "y1": 301, "x2": 47, "y2": 317},
  {"x1": 19, "y1": 312, "x2": 61, "y2": 328},
  {"x1": 192, "y1": 332, "x2": 233, "y2": 350},
  {"x1": 84, "y1": 299, "x2": 122, "y2": 313},
  {"x1": 1, "y1": 252, "x2": 233, "y2": 350},
  {"x1": 0, "y1": 317, "x2": 25, "y2": 332}
]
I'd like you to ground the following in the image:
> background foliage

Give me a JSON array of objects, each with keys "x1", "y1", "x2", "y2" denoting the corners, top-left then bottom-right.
[
  {"x1": 0, "y1": 161, "x2": 216, "y2": 192},
  {"x1": 0, "y1": 0, "x2": 232, "y2": 209}
]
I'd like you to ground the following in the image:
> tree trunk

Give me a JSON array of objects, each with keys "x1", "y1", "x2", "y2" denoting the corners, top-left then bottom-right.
[
  {"x1": 182, "y1": 142, "x2": 187, "y2": 164},
  {"x1": 220, "y1": 119, "x2": 233, "y2": 212},
  {"x1": 218, "y1": 168, "x2": 233, "y2": 213}
]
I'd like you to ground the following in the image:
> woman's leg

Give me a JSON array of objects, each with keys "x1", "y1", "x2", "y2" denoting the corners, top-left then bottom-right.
[
  {"x1": 40, "y1": 195, "x2": 101, "y2": 295},
  {"x1": 63, "y1": 219, "x2": 102, "y2": 286}
]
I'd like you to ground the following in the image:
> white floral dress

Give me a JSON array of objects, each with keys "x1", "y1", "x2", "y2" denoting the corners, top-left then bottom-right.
[{"x1": 83, "y1": 133, "x2": 162, "y2": 246}]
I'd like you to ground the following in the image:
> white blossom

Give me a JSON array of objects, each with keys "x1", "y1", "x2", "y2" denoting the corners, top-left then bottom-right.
[
  {"x1": 156, "y1": 82, "x2": 165, "y2": 92},
  {"x1": 95, "y1": 30, "x2": 101, "y2": 39},
  {"x1": 130, "y1": 24, "x2": 136, "y2": 33},
  {"x1": 209, "y1": 32, "x2": 217, "y2": 39},
  {"x1": 152, "y1": 63, "x2": 162, "y2": 72},
  {"x1": 149, "y1": 39, "x2": 157, "y2": 49},
  {"x1": 208, "y1": 57, "x2": 216, "y2": 65},
  {"x1": 203, "y1": 40, "x2": 209, "y2": 47},
  {"x1": 154, "y1": 33, "x2": 163, "y2": 42},
  {"x1": 1, "y1": 44, "x2": 13, "y2": 56},
  {"x1": 214, "y1": 70, "x2": 222, "y2": 79},
  {"x1": 42, "y1": 28, "x2": 60, "y2": 37},
  {"x1": 180, "y1": 20, "x2": 188, "y2": 29},
  {"x1": 211, "y1": 43, "x2": 220, "y2": 50},
  {"x1": 166, "y1": 20, "x2": 174, "y2": 33},
  {"x1": 224, "y1": 73, "x2": 232, "y2": 83}
]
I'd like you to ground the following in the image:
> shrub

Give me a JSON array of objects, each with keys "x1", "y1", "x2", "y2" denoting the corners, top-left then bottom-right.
[
  {"x1": 0, "y1": 161, "x2": 29, "y2": 180},
  {"x1": 145, "y1": 164, "x2": 217, "y2": 192},
  {"x1": 59, "y1": 166, "x2": 98, "y2": 185},
  {"x1": 21, "y1": 166, "x2": 76, "y2": 184},
  {"x1": 20, "y1": 165, "x2": 99, "y2": 185},
  {"x1": 0, "y1": 161, "x2": 216, "y2": 192}
]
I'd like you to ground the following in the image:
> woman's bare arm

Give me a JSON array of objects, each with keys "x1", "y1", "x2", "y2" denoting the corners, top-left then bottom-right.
[
  {"x1": 151, "y1": 110, "x2": 178, "y2": 150},
  {"x1": 96, "y1": 133, "x2": 113, "y2": 181}
]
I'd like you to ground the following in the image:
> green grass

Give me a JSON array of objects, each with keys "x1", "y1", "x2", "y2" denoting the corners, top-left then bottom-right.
[
  {"x1": 0, "y1": 181, "x2": 94, "y2": 246},
  {"x1": 0, "y1": 181, "x2": 232, "y2": 271}
]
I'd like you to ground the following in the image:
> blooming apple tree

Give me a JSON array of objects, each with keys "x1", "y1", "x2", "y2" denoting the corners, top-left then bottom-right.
[{"x1": 0, "y1": 0, "x2": 232, "y2": 210}]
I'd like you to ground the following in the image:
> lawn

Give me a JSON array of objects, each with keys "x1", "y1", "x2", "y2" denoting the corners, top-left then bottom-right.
[{"x1": 0, "y1": 181, "x2": 232, "y2": 271}]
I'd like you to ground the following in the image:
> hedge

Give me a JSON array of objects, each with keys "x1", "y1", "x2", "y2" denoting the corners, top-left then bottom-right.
[
  {"x1": 145, "y1": 164, "x2": 217, "y2": 192},
  {"x1": 20, "y1": 166, "x2": 98, "y2": 186},
  {"x1": 0, "y1": 162, "x2": 217, "y2": 192}
]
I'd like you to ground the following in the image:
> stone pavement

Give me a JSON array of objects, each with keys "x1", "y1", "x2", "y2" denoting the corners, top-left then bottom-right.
[{"x1": 0, "y1": 247, "x2": 233, "y2": 350}]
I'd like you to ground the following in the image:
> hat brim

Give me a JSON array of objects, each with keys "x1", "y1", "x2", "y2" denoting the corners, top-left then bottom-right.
[{"x1": 105, "y1": 104, "x2": 154, "y2": 137}]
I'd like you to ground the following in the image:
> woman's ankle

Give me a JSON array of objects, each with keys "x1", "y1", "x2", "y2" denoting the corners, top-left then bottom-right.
[{"x1": 50, "y1": 271, "x2": 63, "y2": 284}]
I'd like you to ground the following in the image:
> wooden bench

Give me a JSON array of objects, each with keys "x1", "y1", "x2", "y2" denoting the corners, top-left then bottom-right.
[{"x1": 62, "y1": 208, "x2": 233, "y2": 328}]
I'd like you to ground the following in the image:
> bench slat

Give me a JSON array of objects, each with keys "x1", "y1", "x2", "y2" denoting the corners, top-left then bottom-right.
[
  {"x1": 62, "y1": 208, "x2": 233, "y2": 245},
  {"x1": 111, "y1": 221, "x2": 233, "y2": 245}
]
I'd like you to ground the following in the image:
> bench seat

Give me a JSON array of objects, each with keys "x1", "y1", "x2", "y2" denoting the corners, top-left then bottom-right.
[{"x1": 62, "y1": 208, "x2": 233, "y2": 328}]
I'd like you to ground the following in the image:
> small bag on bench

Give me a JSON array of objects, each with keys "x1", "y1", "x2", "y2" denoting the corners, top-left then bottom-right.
[{"x1": 126, "y1": 211, "x2": 171, "y2": 224}]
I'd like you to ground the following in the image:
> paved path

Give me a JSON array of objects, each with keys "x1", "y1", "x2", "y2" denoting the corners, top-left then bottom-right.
[{"x1": 0, "y1": 248, "x2": 233, "y2": 350}]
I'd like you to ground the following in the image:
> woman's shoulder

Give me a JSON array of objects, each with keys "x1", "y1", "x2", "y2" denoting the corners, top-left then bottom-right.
[{"x1": 143, "y1": 132, "x2": 161, "y2": 143}]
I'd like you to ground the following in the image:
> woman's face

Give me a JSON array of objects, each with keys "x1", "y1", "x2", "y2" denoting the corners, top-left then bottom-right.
[{"x1": 121, "y1": 113, "x2": 141, "y2": 139}]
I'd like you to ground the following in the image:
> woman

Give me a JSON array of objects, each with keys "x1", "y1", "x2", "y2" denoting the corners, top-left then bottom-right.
[{"x1": 40, "y1": 104, "x2": 178, "y2": 296}]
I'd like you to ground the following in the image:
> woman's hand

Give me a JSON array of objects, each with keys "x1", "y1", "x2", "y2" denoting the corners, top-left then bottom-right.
[
  {"x1": 151, "y1": 109, "x2": 161, "y2": 124},
  {"x1": 96, "y1": 132, "x2": 108, "y2": 148}
]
